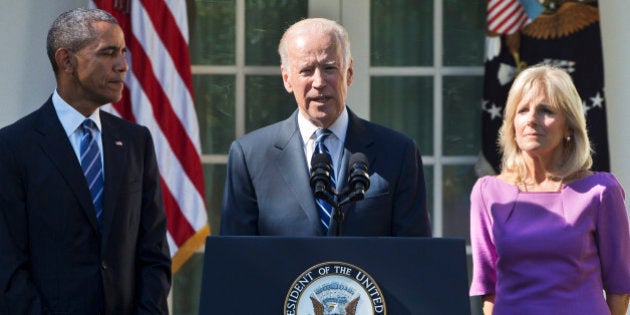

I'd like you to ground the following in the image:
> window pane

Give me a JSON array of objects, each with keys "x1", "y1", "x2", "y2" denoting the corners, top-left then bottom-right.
[
  {"x1": 424, "y1": 165, "x2": 434, "y2": 230},
  {"x1": 245, "y1": 0, "x2": 308, "y2": 66},
  {"x1": 204, "y1": 164, "x2": 227, "y2": 236},
  {"x1": 193, "y1": 75, "x2": 236, "y2": 154},
  {"x1": 443, "y1": 0, "x2": 486, "y2": 66},
  {"x1": 442, "y1": 164, "x2": 477, "y2": 240},
  {"x1": 371, "y1": 0, "x2": 433, "y2": 66},
  {"x1": 443, "y1": 76, "x2": 482, "y2": 155},
  {"x1": 370, "y1": 76, "x2": 434, "y2": 155},
  {"x1": 245, "y1": 75, "x2": 296, "y2": 132},
  {"x1": 189, "y1": 0, "x2": 236, "y2": 65},
  {"x1": 172, "y1": 253, "x2": 204, "y2": 315}
]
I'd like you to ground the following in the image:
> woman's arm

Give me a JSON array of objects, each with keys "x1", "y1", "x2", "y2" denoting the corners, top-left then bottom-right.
[
  {"x1": 598, "y1": 175, "x2": 630, "y2": 315},
  {"x1": 482, "y1": 294, "x2": 495, "y2": 315},
  {"x1": 606, "y1": 293, "x2": 630, "y2": 315}
]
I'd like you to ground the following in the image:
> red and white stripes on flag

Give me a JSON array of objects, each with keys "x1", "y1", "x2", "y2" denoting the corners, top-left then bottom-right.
[
  {"x1": 487, "y1": 0, "x2": 530, "y2": 34},
  {"x1": 90, "y1": 0, "x2": 209, "y2": 273}
]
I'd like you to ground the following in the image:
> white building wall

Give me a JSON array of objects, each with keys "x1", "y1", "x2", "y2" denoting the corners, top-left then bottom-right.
[
  {"x1": 0, "y1": 0, "x2": 85, "y2": 127},
  {"x1": 600, "y1": 0, "x2": 630, "y2": 194}
]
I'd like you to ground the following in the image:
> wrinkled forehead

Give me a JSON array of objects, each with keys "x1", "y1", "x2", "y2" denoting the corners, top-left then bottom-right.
[{"x1": 290, "y1": 30, "x2": 338, "y2": 50}]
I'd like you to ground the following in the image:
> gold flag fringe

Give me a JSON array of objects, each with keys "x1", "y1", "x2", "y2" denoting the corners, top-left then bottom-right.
[{"x1": 172, "y1": 224, "x2": 211, "y2": 274}]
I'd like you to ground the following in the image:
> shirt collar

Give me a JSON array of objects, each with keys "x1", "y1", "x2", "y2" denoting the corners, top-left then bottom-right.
[
  {"x1": 298, "y1": 106, "x2": 349, "y2": 144},
  {"x1": 52, "y1": 89, "x2": 102, "y2": 136}
]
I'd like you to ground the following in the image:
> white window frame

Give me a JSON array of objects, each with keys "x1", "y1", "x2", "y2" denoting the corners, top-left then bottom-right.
[{"x1": 191, "y1": 0, "x2": 484, "y2": 238}]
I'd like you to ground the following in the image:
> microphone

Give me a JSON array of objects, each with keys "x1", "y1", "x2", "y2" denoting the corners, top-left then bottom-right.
[
  {"x1": 310, "y1": 153, "x2": 334, "y2": 202},
  {"x1": 344, "y1": 152, "x2": 370, "y2": 203}
]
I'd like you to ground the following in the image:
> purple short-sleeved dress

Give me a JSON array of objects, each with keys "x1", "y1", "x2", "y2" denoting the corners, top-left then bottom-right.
[{"x1": 470, "y1": 172, "x2": 630, "y2": 315}]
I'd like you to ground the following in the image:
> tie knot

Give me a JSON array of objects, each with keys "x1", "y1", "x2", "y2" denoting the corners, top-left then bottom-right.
[
  {"x1": 82, "y1": 119, "x2": 97, "y2": 132},
  {"x1": 315, "y1": 129, "x2": 332, "y2": 144},
  {"x1": 314, "y1": 129, "x2": 332, "y2": 155}
]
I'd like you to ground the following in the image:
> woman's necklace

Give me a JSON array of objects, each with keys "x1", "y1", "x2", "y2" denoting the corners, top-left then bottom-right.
[{"x1": 519, "y1": 176, "x2": 564, "y2": 192}]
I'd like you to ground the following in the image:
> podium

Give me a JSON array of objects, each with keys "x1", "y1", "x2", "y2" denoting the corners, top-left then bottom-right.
[{"x1": 199, "y1": 236, "x2": 470, "y2": 314}]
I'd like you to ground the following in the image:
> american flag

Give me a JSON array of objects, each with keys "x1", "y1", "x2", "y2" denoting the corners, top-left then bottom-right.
[
  {"x1": 487, "y1": 0, "x2": 544, "y2": 35},
  {"x1": 487, "y1": 0, "x2": 529, "y2": 34},
  {"x1": 90, "y1": 0, "x2": 209, "y2": 273}
]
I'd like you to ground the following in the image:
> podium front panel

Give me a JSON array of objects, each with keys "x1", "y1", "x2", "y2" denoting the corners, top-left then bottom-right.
[{"x1": 199, "y1": 236, "x2": 470, "y2": 315}]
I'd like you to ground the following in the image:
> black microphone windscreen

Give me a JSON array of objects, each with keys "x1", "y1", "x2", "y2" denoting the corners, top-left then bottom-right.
[
  {"x1": 349, "y1": 152, "x2": 368, "y2": 168},
  {"x1": 312, "y1": 152, "x2": 332, "y2": 165}
]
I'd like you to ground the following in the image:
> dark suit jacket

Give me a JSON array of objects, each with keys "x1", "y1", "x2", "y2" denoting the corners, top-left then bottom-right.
[
  {"x1": 220, "y1": 108, "x2": 431, "y2": 236},
  {"x1": 0, "y1": 98, "x2": 171, "y2": 314}
]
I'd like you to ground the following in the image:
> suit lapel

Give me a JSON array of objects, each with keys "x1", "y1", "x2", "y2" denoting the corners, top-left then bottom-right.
[
  {"x1": 273, "y1": 111, "x2": 321, "y2": 229},
  {"x1": 35, "y1": 100, "x2": 100, "y2": 232},
  {"x1": 328, "y1": 109, "x2": 375, "y2": 234},
  {"x1": 100, "y1": 113, "x2": 127, "y2": 247},
  {"x1": 340, "y1": 109, "x2": 376, "y2": 188},
  {"x1": 269, "y1": 109, "x2": 375, "y2": 233}
]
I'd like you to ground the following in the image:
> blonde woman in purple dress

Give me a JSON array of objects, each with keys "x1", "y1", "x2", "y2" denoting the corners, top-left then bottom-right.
[{"x1": 470, "y1": 64, "x2": 630, "y2": 315}]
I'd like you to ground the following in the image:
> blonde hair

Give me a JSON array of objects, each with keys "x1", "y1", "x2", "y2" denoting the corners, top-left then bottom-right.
[
  {"x1": 498, "y1": 64, "x2": 592, "y2": 180},
  {"x1": 278, "y1": 18, "x2": 351, "y2": 72}
]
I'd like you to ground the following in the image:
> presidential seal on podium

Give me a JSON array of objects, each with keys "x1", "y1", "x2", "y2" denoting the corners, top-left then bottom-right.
[{"x1": 284, "y1": 261, "x2": 386, "y2": 315}]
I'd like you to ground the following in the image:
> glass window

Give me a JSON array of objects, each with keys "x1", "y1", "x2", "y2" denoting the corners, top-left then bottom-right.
[
  {"x1": 368, "y1": 1, "x2": 484, "y2": 311},
  {"x1": 204, "y1": 164, "x2": 227, "y2": 236},
  {"x1": 443, "y1": 76, "x2": 482, "y2": 155},
  {"x1": 443, "y1": 0, "x2": 486, "y2": 66},
  {"x1": 370, "y1": 0, "x2": 433, "y2": 66},
  {"x1": 245, "y1": 75, "x2": 297, "y2": 132},
  {"x1": 442, "y1": 164, "x2": 477, "y2": 239},
  {"x1": 189, "y1": 0, "x2": 236, "y2": 65},
  {"x1": 245, "y1": 0, "x2": 308, "y2": 65},
  {"x1": 370, "y1": 76, "x2": 434, "y2": 155},
  {"x1": 193, "y1": 75, "x2": 236, "y2": 154}
]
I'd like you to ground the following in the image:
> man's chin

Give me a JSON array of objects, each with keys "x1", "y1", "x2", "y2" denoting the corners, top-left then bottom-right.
[
  {"x1": 311, "y1": 113, "x2": 338, "y2": 128},
  {"x1": 104, "y1": 91, "x2": 124, "y2": 104}
]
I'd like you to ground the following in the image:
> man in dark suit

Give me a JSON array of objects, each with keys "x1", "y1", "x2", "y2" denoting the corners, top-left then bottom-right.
[
  {"x1": 220, "y1": 18, "x2": 431, "y2": 237},
  {"x1": 0, "y1": 8, "x2": 171, "y2": 314}
]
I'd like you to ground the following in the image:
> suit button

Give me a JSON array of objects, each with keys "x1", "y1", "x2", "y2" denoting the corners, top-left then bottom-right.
[{"x1": 101, "y1": 261, "x2": 108, "y2": 270}]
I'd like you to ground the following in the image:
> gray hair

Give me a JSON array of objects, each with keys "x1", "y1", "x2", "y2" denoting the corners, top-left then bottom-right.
[
  {"x1": 278, "y1": 18, "x2": 352, "y2": 72},
  {"x1": 46, "y1": 8, "x2": 119, "y2": 73}
]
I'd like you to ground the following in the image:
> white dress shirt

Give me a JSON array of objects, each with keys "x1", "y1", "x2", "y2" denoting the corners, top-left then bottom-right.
[
  {"x1": 52, "y1": 89, "x2": 105, "y2": 175},
  {"x1": 298, "y1": 107, "x2": 349, "y2": 182}
]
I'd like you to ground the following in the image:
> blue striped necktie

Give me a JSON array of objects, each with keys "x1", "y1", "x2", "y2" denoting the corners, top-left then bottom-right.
[
  {"x1": 312, "y1": 129, "x2": 335, "y2": 232},
  {"x1": 80, "y1": 119, "x2": 104, "y2": 226}
]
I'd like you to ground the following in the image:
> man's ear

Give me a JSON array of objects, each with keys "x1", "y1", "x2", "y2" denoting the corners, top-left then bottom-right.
[
  {"x1": 281, "y1": 66, "x2": 293, "y2": 93},
  {"x1": 346, "y1": 58, "x2": 354, "y2": 87},
  {"x1": 54, "y1": 48, "x2": 74, "y2": 73}
]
